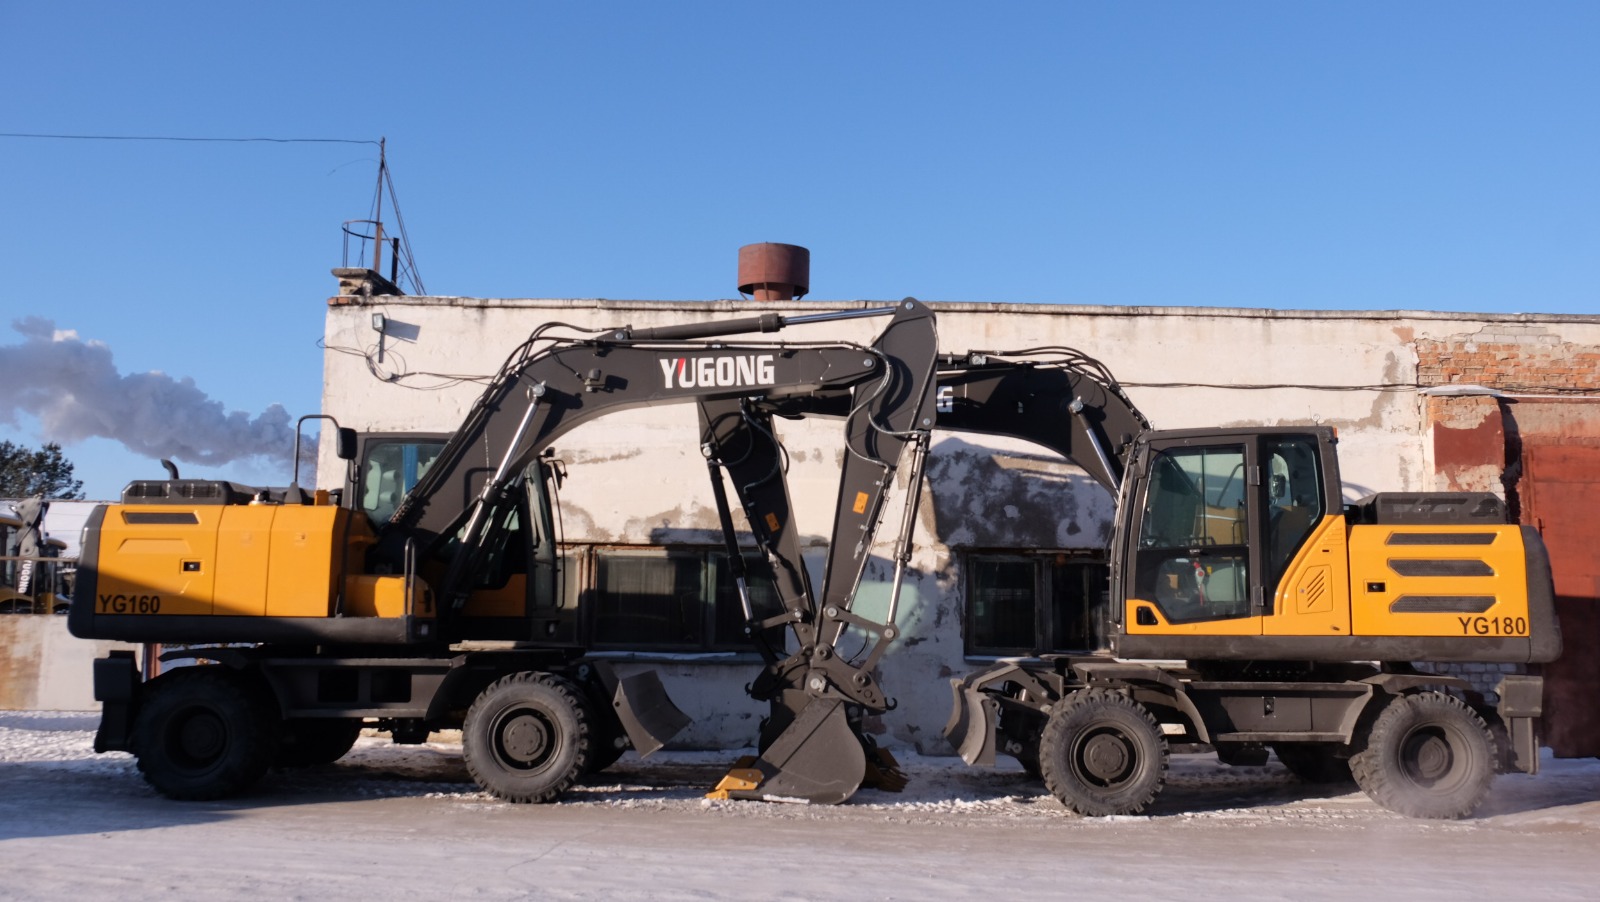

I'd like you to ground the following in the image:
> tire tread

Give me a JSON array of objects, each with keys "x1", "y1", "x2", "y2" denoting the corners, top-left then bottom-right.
[
  {"x1": 1039, "y1": 688, "x2": 1168, "y2": 816},
  {"x1": 1350, "y1": 691, "x2": 1495, "y2": 819},
  {"x1": 463, "y1": 671, "x2": 590, "y2": 803}
]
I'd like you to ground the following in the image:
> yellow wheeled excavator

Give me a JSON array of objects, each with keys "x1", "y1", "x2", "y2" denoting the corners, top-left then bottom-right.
[
  {"x1": 71, "y1": 299, "x2": 939, "y2": 804},
  {"x1": 937, "y1": 347, "x2": 1561, "y2": 819}
]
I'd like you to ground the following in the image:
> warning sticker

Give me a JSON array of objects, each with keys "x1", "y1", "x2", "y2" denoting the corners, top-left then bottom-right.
[
  {"x1": 852, "y1": 492, "x2": 869, "y2": 514},
  {"x1": 764, "y1": 512, "x2": 781, "y2": 533}
]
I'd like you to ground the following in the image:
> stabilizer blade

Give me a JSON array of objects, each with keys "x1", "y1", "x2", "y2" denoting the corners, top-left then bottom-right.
[
  {"x1": 942, "y1": 677, "x2": 999, "y2": 767},
  {"x1": 613, "y1": 670, "x2": 692, "y2": 757}
]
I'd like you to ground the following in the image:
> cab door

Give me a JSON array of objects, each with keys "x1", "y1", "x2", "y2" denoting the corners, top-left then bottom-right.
[
  {"x1": 1259, "y1": 432, "x2": 1351, "y2": 636},
  {"x1": 1120, "y1": 436, "x2": 1263, "y2": 636}
]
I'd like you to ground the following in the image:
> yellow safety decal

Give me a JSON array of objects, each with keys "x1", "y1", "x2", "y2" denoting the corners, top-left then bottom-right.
[
  {"x1": 852, "y1": 492, "x2": 869, "y2": 514},
  {"x1": 764, "y1": 512, "x2": 781, "y2": 533}
]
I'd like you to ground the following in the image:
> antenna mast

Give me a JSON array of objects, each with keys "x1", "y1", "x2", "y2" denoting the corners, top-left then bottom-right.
[{"x1": 372, "y1": 138, "x2": 386, "y2": 273}]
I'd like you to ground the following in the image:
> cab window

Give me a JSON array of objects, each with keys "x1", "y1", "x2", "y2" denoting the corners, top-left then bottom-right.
[
  {"x1": 360, "y1": 440, "x2": 446, "y2": 524},
  {"x1": 1264, "y1": 435, "x2": 1325, "y2": 585}
]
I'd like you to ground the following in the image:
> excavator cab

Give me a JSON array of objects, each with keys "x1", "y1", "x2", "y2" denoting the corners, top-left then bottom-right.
[{"x1": 1115, "y1": 428, "x2": 1338, "y2": 646}]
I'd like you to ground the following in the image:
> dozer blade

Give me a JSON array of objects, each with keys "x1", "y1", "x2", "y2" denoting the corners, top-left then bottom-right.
[
  {"x1": 708, "y1": 698, "x2": 866, "y2": 804},
  {"x1": 942, "y1": 677, "x2": 999, "y2": 767},
  {"x1": 613, "y1": 670, "x2": 692, "y2": 757}
]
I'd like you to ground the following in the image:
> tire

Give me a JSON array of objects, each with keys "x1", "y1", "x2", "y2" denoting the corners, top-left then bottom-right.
[
  {"x1": 276, "y1": 718, "x2": 363, "y2": 768},
  {"x1": 132, "y1": 666, "x2": 279, "y2": 800},
  {"x1": 463, "y1": 672, "x2": 590, "y2": 803},
  {"x1": 1350, "y1": 692, "x2": 1496, "y2": 819},
  {"x1": 1273, "y1": 743, "x2": 1354, "y2": 785},
  {"x1": 1039, "y1": 688, "x2": 1168, "y2": 816}
]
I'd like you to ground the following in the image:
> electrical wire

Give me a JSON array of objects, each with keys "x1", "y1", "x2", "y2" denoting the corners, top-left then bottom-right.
[
  {"x1": 381, "y1": 163, "x2": 425, "y2": 293},
  {"x1": 1124, "y1": 381, "x2": 1417, "y2": 392},
  {"x1": 1123, "y1": 381, "x2": 1600, "y2": 395},
  {"x1": 0, "y1": 132, "x2": 378, "y2": 145},
  {"x1": 5, "y1": 130, "x2": 435, "y2": 294},
  {"x1": 318, "y1": 339, "x2": 495, "y2": 391}
]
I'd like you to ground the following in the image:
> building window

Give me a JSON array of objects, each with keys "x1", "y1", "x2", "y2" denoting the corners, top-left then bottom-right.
[
  {"x1": 964, "y1": 551, "x2": 1108, "y2": 656},
  {"x1": 589, "y1": 547, "x2": 780, "y2": 652}
]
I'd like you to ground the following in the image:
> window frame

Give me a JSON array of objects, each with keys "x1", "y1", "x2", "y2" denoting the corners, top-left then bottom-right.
[
  {"x1": 1130, "y1": 442, "x2": 1255, "y2": 625},
  {"x1": 354, "y1": 434, "x2": 448, "y2": 525},
  {"x1": 962, "y1": 549, "x2": 1110, "y2": 658},
  {"x1": 583, "y1": 544, "x2": 781, "y2": 654}
]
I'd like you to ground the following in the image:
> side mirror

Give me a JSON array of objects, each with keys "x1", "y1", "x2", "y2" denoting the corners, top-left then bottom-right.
[{"x1": 337, "y1": 428, "x2": 358, "y2": 461}]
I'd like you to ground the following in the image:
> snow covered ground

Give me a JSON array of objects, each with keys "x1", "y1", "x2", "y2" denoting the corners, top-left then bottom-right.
[{"x1": 3, "y1": 711, "x2": 1598, "y2": 900}]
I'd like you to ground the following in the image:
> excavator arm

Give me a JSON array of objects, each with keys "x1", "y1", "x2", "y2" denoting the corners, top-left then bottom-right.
[
  {"x1": 692, "y1": 344, "x2": 1145, "y2": 801},
  {"x1": 695, "y1": 301, "x2": 938, "y2": 802},
  {"x1": 377, "y1": 299, "x2": 939, "y2": 804}
]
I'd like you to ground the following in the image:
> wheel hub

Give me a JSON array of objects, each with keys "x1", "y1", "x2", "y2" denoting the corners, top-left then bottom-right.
[
  {"x1": 1079, "y1": 731, "x2": 1133, "y2": 784},
  {"x1": 498, "y1": 711, "x2": 553, "y2": 769},
  {"x1": 1404, "y1": 730, "x2": 1454, "y2": 783},
  {"x1": 174, "y1": 710, "x2": 225, "y2": 763}
]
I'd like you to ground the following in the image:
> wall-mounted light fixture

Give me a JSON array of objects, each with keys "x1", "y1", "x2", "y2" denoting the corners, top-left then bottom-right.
[{"x1": 372, "y1": 312, "x2": 387, "y2": 363}]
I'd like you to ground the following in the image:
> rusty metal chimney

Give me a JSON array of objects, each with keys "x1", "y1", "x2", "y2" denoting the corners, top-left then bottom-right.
[{"x1": 738, "y1": 243, "x2": 810, "y2": 301}]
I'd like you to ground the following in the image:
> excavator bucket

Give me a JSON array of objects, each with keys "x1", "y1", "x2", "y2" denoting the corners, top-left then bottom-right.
[
  {"x1": 943, "y1": 676, "x2": 999, "y2": 767},
  {"x1": 612, "y1": 670, "x2": 692, "y2": 757},
  {"x1": 708, "y1": 698, "x2": 866, "y2": 804}
]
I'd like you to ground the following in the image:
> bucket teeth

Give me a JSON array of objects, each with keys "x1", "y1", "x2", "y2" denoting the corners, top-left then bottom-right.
[
  {"x1": 862, "y1": 748, "x2": 908, "y2": 793},
  {"x1": 707, "y1": 763, "x2": 764, "y2": 800}
]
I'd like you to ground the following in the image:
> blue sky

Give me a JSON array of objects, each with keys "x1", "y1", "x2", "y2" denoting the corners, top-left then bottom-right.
[{"x1": 3, "y1": 2, "x2": 1596, "y2": 500}]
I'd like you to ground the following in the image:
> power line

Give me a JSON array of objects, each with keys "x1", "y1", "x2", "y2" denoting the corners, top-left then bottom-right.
[{"x1": 0, "y1": 132, "x2": 378, "y2": 146}]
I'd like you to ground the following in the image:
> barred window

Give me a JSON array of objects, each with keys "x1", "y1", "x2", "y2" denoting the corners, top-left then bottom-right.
[{"x1": 589, "y1": 548, "x2": 780, "y2": 652}]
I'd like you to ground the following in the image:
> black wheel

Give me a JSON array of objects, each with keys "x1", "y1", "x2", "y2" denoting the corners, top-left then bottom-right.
[
  {"x1": 276, "y1": 718, "x2": 363, "y2": 768},
  {"x1": 1038, "y1": 688, "x2": 1168, "y2": 816},
  {"x1": 1351, "y1": 691, "x2": 1496, "y2": 819},
  {"x1": 463, "y1": 672, "x2": 590, "y2": 803},
  {"x1": 1273, "y1": 743, "x2": 1354, "y2": 784},
  {"x1": 132, "y1": 666, "x2": 279, "y2": 800}
]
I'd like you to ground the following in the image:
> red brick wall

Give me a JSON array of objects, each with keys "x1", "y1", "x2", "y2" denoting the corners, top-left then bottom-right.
[
  {"x1": 1418, "y1": 332, "x2": 1600, "y2": 756},
  {"x1": 1417, "y1": 333, "x2": 1600, "y2": 392}
]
